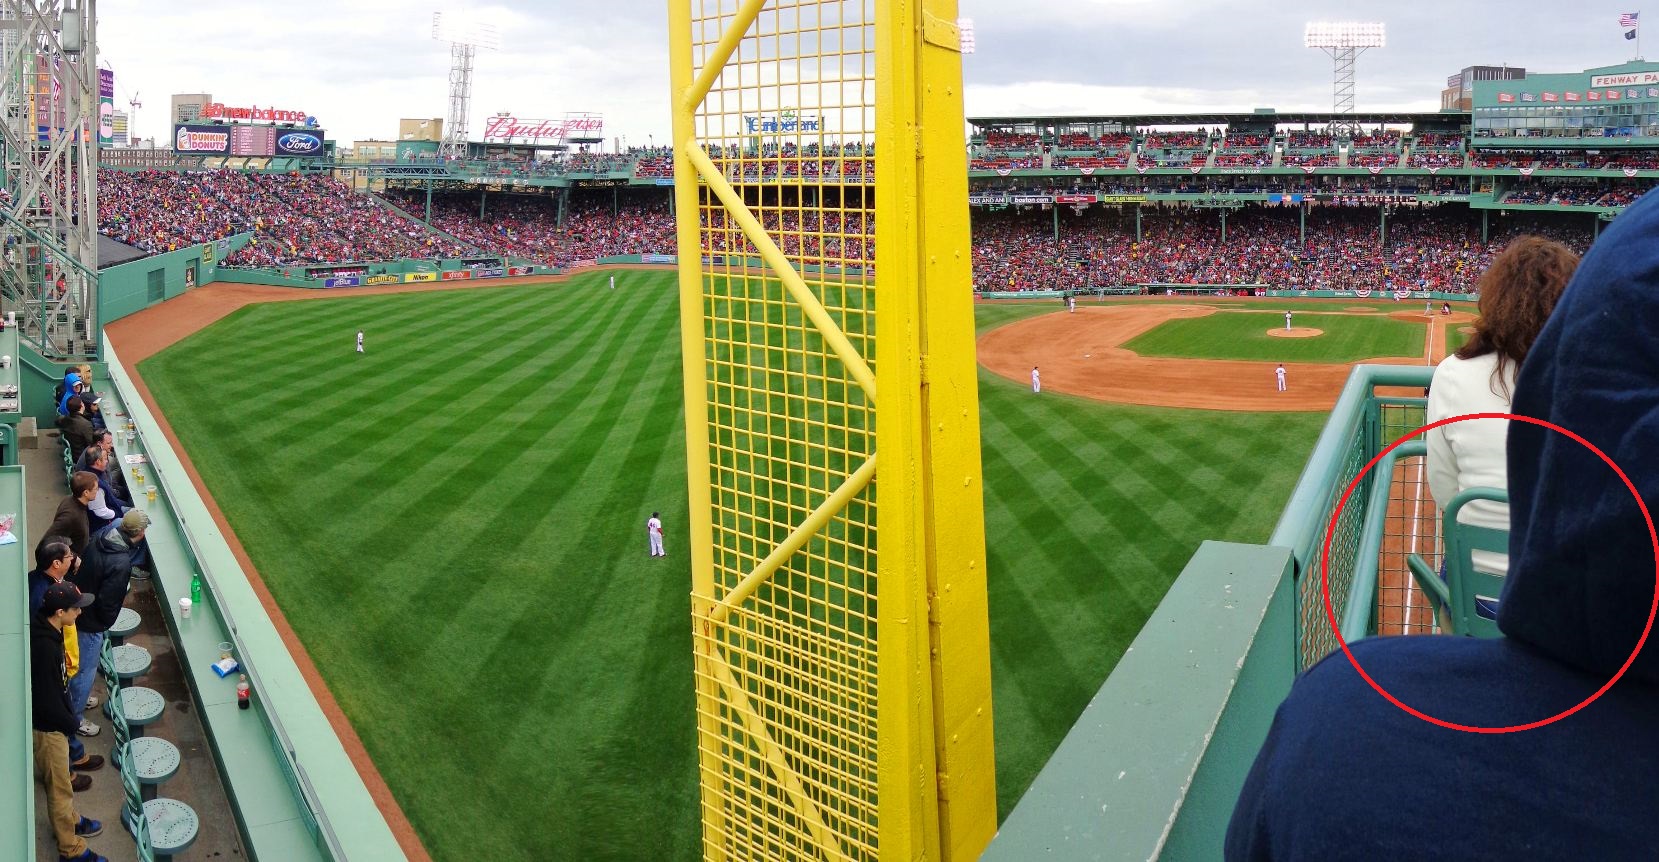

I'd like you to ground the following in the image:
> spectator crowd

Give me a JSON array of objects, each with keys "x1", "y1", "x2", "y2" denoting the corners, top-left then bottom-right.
[{"x1": 968, "y1": 206, "x2": 1594, "y2": 294}]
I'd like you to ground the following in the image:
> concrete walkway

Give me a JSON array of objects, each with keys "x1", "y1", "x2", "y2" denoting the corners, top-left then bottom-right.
[{"x1": 25, "y1": 434, "x2": 244, "y2": 862}]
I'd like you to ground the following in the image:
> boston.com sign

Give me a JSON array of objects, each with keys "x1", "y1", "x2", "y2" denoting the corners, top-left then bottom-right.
[{"x1": 744, "y1": 110, "x2": 822, "y2": 134}]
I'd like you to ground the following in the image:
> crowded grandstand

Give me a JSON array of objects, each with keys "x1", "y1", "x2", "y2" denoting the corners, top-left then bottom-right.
[{"x1": 92, "y1": 107, "x2": 1652, "y2": 294}]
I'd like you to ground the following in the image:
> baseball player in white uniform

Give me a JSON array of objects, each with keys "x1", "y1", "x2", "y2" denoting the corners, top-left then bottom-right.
[
  {"x1": 1275, "y1": 364, "x2": 1287, "y2": 392},
  {"x1": 610, "y1": 275, "x2": 616, "y2": 290},
  {"x1": 1031, "y1": 366, "x2": 1041, "y2": 393},
  {"x1": 1067, "y1": 295, "x2": 1076, "y2": 313},
  {"x1": 647, "y1": 512, "x2": 665, "y2": 557},
  {"x1": 1284, "y1": 311, "x2": 1292, "y2": 331},
  {"x1": 355, "y1": 330, "x2": 364, "y2": 354}
]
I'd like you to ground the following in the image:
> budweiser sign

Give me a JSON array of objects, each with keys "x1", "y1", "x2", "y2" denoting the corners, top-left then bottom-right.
[
  {"x1": 482, "y1": 115, "x2": 604, "y2": 142},
  {"x1": 200, "y1": 102, "x2": 312, "y2": 123}
]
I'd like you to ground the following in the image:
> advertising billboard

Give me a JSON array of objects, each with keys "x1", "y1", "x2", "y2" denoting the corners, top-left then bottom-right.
[
  {"x1": 98, "y1": 69, "x2": 114, "y2": 146},
  {"x1": 275, "y1": 129, "x2": 326, "y2": 157},
  {"x1": 174, "y1": 123, "x2": 231, "y2": 154}
]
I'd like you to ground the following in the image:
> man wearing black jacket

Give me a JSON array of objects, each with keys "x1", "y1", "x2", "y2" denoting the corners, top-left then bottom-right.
[
  {"x1": 32, "y1": 582, "x2": 107, "y2": 862},
  {"x1": 67, "y1": 509, "x2": 149, "y2": 742}
]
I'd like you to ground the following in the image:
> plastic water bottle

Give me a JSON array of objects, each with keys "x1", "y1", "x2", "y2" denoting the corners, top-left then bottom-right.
[{"x1": 190, "y1": 573, "x2": 202, "y2": 606}]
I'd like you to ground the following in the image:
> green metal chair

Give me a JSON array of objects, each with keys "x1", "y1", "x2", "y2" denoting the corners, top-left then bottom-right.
[{"x1": 1407, "y1": 486, "x2": 1510, "y2": 638}]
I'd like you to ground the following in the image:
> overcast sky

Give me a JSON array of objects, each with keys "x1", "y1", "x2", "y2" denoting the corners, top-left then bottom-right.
[{"x1": 98, "y1": 0, "x2": 1651, "y2": 147}]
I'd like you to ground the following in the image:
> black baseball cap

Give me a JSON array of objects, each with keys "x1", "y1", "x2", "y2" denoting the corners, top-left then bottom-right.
[{"x1": 42, "y1": 582, "x2": 93, "y2": 614}]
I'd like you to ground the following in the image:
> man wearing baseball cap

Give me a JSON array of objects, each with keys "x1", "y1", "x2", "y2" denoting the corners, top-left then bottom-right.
[
  {"x1": 67, "y1": 509, "x2": 151, "y2": 747},
  {"x1": 32, "y1": 582, "x2": 107, "y2": 862}
]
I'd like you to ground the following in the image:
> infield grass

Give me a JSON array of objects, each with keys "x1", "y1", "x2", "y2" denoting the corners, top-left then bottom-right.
[
  {"x1": 141, "y1": 272, "x2": 1325, "y2": 859},
  {"x1": 1124, "y1": 310, "x2": 1425, "y2": 363}
]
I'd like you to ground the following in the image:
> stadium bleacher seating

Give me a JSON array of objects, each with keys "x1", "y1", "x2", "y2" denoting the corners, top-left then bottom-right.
[{"x1": 969, "y1": 206, "x2": 1593, "y2": 293}]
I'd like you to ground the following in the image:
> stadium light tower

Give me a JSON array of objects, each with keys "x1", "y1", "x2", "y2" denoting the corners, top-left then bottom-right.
[
  {"x1": 432, "y1": 10, "x2": 500, "y2": 160},
  {"x1": 1305, "y1": 21, "x2": 1385, "y2": 137}
]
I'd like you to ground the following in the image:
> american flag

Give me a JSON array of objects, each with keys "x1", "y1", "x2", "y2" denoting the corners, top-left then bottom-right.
[{"x1": 1620, "y1": 12, "x2": 1640, "y2": 27}]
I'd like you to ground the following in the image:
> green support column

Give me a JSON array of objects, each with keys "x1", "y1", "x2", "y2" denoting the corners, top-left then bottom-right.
[
  {"x1": 1053, "y1": 204, "x2": 1060, "y2": 242},
  {"x1": 1220, "y1": 210, "x2": 1227, "y2": 244},
  {"x1": 1482, "y1": 209, "x2": 1489, "y2": 243},
  {"x1": 1594, "y1": 216, "x2": 1601, "y2": 241},
  {"x1": 424, "y1": 181, "x2": 432, "y2": 225},
  {"x1": 613, "y1": 187, "x2": 619, "y2": 217},
  {"x1": 1299, "y1": 204, "x2": 1306, "y2": 244},
  {"x1": 1135, "y1": 204, "x2": 1142, "y2": 243},
  {"x1": 557, "y1": 187, "x2": 568, "y2": 228},
  {"x1": 479, "y1": 187, "x2": 487, "y2": 219}
]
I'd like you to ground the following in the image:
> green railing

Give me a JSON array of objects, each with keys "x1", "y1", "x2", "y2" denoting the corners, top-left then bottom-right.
[
  {"x1": 1269, "y1": 365, "x2": 1433, "y2": 667},
  {"x1": 0, "y1": 464, "x2": 30, "y2": 862},
  {"x1": 985, "y1": 363, "x2": 1435, "y2": 859}
]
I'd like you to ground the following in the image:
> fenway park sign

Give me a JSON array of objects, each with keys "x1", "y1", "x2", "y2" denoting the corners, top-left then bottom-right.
[{"x1": 483, "y1": 115, "x2": 604, "y2": 142}]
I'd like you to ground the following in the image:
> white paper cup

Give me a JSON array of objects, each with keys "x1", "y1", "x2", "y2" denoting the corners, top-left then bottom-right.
[{"x1": 179, "y1": 597, "x2": 192, "y2": 619}]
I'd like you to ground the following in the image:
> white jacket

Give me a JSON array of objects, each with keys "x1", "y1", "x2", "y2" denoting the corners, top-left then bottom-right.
[{"x1": 1426, "y1": 351, "x2": 1514, "y2": 576}]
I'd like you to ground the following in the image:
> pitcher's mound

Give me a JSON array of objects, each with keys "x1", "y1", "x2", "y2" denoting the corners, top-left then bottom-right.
[{"x1": 1269, "y1": 327, "x2": 1323, "y2": 338}]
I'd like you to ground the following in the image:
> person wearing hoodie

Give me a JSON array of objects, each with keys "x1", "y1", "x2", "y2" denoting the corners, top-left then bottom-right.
[
  {"x1": 27, "y1": 537, "x2": 105, "y2": 773},
  {"x1": 1226, "y1": 186, "x2": 1659, "y2": 861},
  {"x1": 53, "y1": 370, "x2": 78, "y2": 416},
  {"x1": 31, "y1": 582, "x2": 108, "y2": 862}
]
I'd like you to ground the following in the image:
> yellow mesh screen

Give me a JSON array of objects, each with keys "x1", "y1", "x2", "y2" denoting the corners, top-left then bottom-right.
[{"x1": 680, "y1": 0, "x2": 881, "y2": 858}]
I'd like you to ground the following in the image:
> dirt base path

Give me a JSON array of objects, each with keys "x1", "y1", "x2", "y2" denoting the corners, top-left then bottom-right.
[
  {"x1": 977, "y1": 305, "x2": 1424, "y2": 411},
  {"x1": 102, "y1": 265, "x2": 669, "y2": 862}
]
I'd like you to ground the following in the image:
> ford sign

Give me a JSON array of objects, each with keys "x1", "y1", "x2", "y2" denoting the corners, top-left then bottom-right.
[{"x1": 276, "y1": 132, "x2": 324, "y2": 156}]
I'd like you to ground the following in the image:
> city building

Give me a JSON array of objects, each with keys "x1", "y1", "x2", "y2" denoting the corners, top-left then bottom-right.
[
  {"x1": 1473, "y1": 59, "x2": 1659, "y2": 141},
  {"x1": 171, "y1": 92, "x2": 211, "y2": 124},
  {"x1": 110, "y1": 108, "x2": 128, "y2": 145},
  {"x1": 399, "y1": 117, "x2": 443, "y2": 141},
  {"x1": 1444, "y1": 65, "x2": 1526, "y2": 112}
]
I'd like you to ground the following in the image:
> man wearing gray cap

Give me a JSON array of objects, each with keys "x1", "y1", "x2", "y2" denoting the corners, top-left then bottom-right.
[{"x1": 66, "y1": 509, "x2": 150, "y2": 743}]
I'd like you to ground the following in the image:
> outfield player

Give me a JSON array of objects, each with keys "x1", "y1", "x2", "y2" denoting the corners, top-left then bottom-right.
[
  {"x1": 647, "y1": 512, "x2": 664, "y2": 557},
  {"x1": 355, "y1": 330, "x2": 364, "y2": 354},
  {"x1": 1275, "y1": 364, "x2": 1287, "y2": 392},
  {"x1": 1031, "y1": 366, "x2": 1041, "y2": 393},
  {"x1": 610, "y1": 275, "x2": 616, "y2": 290}
]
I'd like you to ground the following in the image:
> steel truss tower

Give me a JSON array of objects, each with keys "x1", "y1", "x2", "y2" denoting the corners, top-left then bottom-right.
[
  {"x1": 1305, "y1": 22, "x2": 1385, "y2": 139},
  {"x1": 0, "y1": 0, "x2": 99, "y2": 357},
  {"x1": 433, "y1": 11, "x2": 498, "y2": 161}
]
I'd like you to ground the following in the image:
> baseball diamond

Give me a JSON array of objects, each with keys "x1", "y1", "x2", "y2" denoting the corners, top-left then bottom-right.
[{"x1": 7, "y1": 4, "x2": 1655, "y2": 860}]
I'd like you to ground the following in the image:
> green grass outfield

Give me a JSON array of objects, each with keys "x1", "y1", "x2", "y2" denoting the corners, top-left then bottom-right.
[
  {"x1": 140, "y1": 272, "x2": 1325, "y2": 859},
  {"x1": 1122, "y1": 309, "x2": 1425, "y2": 363}
]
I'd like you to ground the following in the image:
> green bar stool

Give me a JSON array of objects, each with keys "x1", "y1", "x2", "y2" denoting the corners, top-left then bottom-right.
[{"x1": 108, "y1": 607, "x2": 141, "y2": 646}]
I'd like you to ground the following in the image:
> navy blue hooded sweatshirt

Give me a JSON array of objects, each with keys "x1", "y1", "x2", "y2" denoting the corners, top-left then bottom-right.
[{"x1": 1226, "y1": 188, "x2": 1659, "y2": 861}]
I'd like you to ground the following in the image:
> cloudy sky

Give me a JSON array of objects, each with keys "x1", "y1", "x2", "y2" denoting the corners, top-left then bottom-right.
[{"x1": 99, "y1": 0, "x2": 1649, "y2": 146}]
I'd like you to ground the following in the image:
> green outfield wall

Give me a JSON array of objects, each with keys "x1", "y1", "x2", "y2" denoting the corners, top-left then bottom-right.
[{"x1": 98, "y1": 233, "x2": 254, "y2": 325}]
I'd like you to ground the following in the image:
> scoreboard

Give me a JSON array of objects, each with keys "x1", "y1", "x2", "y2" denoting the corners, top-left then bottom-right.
[
  {"x1": 174, "y1": 123, "x2": 326, "y2": 158},
  {"x1": 230, "y1": 124, "x2": 276, "y2": 156}
]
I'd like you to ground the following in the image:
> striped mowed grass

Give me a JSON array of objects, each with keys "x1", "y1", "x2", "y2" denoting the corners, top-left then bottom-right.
[{"x1": 139, "y1": 271, "x2": 1324, "y2": 859}]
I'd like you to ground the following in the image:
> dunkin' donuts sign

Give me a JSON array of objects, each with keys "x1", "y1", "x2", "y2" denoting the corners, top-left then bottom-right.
[
  {"x1": 174, "y1": 124, "x2": 230, "y2": 154},
  {"x1": 483, "y1": 114, "x2": 604, "y2": 142}
]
